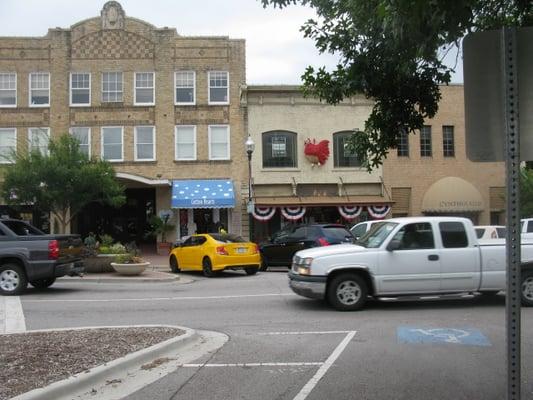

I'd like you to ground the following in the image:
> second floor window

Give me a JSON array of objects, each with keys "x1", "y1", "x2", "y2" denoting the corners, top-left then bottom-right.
[
  {"x1": 29, "y1": 73, "x2": 50, "y2": 106},
  {"x1": 175, "y1": 125, "x2": 196, "y2": 160},
  {"x1": 70, "y1": 127, "x2": 91, "y2": 157},
  {"x1": 208, "y1": 71, "x2": 229, "y2": 104},
  {"x1": 443, "y1": 125, "x2": 455, "y2": 157},
  {"x1": 397, "y1": 130, "x2": 409, "y2": 157},
  {"x1": 28, "y1": 127, "x2": 50, "y2": 155},
  {"x1": 70, "y1": 73, "x2": 91, "y2": 106},
  {"x1": 101, "y1": 127, "x2": 123, "y2": 161},
  {"x1": 333, "y1": 131, "x2": 361, "y2": 167},
  {"x1": 208, "y1": 125, "x2": 230, "y2": 160},
  {"x1": 134, "y1": 72, "x2": 155, "y2": 105},
  {"x1": 175, "y1": 71, "x2": 195, "y2": 104},
  {"x1": 102, "y1": 72, "x2": 123, "y2": 103},
  {"x1": 0, "y1": 128, "x2": 16, "y2": 163},
  {"x1": 134, "y1": 126, "x2": 155, "y2": 161},
  {"x1": 0, "y1": 73, "x2": 16, "y2": 107},
  {"x1": 420, "y1": 125, "x2": 432, "y2": 157},
  {"x1": 262, "y1": 131, "x2": 297, "y2": 168}
]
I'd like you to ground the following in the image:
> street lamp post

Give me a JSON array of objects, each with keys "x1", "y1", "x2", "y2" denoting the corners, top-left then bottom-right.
[{"x1": 245, "y1": 136, "x2": 255, "y2": 239}]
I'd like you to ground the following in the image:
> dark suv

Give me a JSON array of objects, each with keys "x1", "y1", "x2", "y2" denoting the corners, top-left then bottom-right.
[{"x1": 259, "y1": 224, "x2": 355, "y2": 270}]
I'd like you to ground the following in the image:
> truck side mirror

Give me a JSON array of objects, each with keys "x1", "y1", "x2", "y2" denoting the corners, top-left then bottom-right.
[{"x1": 387, "y1": 239, "x2": 401, "y2": 251}]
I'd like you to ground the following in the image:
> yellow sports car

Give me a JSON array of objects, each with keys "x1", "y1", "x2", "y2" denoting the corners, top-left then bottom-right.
[{"x1": 169, "y1": 233, "x2": 261, "y2": 277}]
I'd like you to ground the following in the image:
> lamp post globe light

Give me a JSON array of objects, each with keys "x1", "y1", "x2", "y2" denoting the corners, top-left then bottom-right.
[{"x1": 245, "y1": 136, "x2": 255, "y2": 215}]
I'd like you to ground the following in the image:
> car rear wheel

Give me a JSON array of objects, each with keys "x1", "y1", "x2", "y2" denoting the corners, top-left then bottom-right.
[
  {"x1": 0, "y1": 263, "x2": 28, "y2": 296},
  {"x1": 245, "y1": 267, "x2": 258, "y2": 275},
  {"x1": 327, "y1": 273, "x2": 367, "y2": 311},
  {"x1": 202, "y1": 257, "x2": 215, "y2": 277},
  {"x1": 169, "y1": 256, "x2": 180, "y2": 273},
  {"x1": 30, "y1": 278, "x2": 56, "y2": 290}
]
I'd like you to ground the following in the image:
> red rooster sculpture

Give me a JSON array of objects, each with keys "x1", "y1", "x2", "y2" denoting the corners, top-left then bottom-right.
[{"x1": 304, "y1": 138, "x2": 330, "y2": 166}]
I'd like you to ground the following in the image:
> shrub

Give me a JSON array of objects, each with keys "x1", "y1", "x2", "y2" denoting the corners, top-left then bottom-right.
[
  {"x1": 108, "y1": 243, "x2": 127, "y2": 254},
  {"x1": 114, "y1": 253, "x2": 144, "y2": 264},
  {"x1": 100, "y1": 234, "x2": 114, "y2": 247}
]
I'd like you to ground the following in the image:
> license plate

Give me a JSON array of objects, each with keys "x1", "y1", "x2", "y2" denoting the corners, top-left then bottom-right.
[{"x1": 236, "y1": 248, "x2": 247, "y2": 254}]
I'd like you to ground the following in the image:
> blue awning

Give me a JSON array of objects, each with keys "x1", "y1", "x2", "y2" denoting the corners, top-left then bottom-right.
[{"x1": 171, "y1": 179, "x2": 235, "y2": 209}]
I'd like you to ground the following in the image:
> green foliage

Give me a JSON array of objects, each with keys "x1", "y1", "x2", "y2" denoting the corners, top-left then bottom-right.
[
  {"x1": 0, "y1": 135, "x2": 126, "y2": 232},
  {"x1": 108, "y1": 243, "x2": 127, "y2": 254},
  {"x1": 521, "y1": 167, "x2": 533, "y2": 218},
  {"x1": 261, "y1": 0, "x2": 533, "y2": 169},
  {"x1": 99, "y1": 234, "x2": 114, "y2": 247},
  {"x1": 114, "y1": 253, "x2": 144, "y2": 264},
  {"x1": 98, "y1": 245, "x2": 111, "y2": 254},
  {"x1": 146, "y1": 215, "x2": 175, "y2": 243}
]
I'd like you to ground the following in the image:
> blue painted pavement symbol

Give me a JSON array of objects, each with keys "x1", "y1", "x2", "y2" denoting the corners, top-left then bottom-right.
[{"x1": 397, "y1": 326, "x2": 491, "y2": 347}]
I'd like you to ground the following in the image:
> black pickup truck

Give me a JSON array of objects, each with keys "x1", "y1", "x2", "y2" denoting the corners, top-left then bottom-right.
[{"x1": 0, "y1": 219, "x2": 84, "y2": 295}]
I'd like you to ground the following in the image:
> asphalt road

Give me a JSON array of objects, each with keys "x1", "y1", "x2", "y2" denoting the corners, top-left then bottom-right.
[{"x1": 20, "y1": 269, "x2": 533, "y2": 400}]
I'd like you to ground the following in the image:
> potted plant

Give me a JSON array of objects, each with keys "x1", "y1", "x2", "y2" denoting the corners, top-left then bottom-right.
[
  {"x1": 147, "y1": 211, "x2": 175, "y2": 255},
  {"x1": 81, "y1": 234, "x2": 128, "y2": 273},
  {"x1": 111, "y1": 252, "x2": 150, "y2": 276}
]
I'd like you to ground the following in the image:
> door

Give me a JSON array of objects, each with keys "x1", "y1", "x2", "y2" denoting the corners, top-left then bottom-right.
[
  {"x1": 261, "y1": 227, "x2": 293, "y2": 266},
  {"x1": 377, "y1": 222, "x2": 441, "y2": 294},
  {"x1": 438, "y1": 221, "x2": 480, "y2": 291}
]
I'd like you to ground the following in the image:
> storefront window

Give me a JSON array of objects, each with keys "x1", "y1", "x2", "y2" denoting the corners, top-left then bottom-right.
[{"x1": 262, "y1": 131, "x2": 297, "y2": 168}]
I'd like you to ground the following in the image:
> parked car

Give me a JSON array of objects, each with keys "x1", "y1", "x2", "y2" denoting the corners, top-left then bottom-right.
[
  {"x1": 288, "y1": 216, "x2": 533, "y2": 311},
  {"x1": 0, "y1": 219, "x2": 84, "y2": 295},
  {"x1": 260, "y1": 224, "x2": 355, "y2": 270},
  {"x1": 350, "y1": 220, "x2": 382, "y2": 240},
  {"x1": 475, "y1": 225, "x2": 506, "y2": 239},
  {"x1": 169, "y1": 233, "x2": 261, "y2": 277}
]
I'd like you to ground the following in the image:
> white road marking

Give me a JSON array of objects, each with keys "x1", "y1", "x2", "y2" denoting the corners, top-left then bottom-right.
[
  {"x1": 4, "y1": 296, "x2": 26, "y2": 333},
  {"x1": 180, "y1": 362, "x2": 323, "y2": 367},
  {"x1": 24, "y1": 293, "x2": 296, "y2": 303},
  {"x1": 293, "y1": 331, "x2": 357, "y2": 400},
  {"x1": 259, "y1": 331, "x2": 353, "y2": 335}
]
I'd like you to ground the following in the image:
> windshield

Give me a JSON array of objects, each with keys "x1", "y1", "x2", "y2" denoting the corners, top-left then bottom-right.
[
  {"x1": 211, "y1": 233, "x2": 247, "y2": 243},
  {"x1": 357, "y1": 222, "x2": 398, "y2": 248},
  {"x1": 2, "y1": 220, "x2": 44, "y2": 236}
]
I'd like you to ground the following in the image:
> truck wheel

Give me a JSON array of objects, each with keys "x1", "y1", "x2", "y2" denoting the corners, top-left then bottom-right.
[
  {"x1": 327, "y1": 273, "x2": 367, "y2": 311},
  {"x1": 0, "y1": 263, "x2": 28, "y2": 296},
  {"x1": 521, "y1": 270, "x2": 533, "y2": 307},
  {"x1": 169, "y1": 256, "x2": 180, "y2": 273},
  {"x1": 30, "y1": 278, "x2": 56, "y2": 290},
  {"x1": 202, "y1": 258, "x2": 215, "y2": 277}
]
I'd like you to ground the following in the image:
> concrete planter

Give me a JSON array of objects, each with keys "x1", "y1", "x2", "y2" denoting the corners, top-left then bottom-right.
[
  {"x1": 110, "y1": 262, "x2": 150, "y2": 276},
  {"x1": 84, "y1": 254, "x2": 121, "y2": 273}
]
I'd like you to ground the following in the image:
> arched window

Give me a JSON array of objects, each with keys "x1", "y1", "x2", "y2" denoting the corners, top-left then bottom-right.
[
  {"x1": 262, "y1": 131, "x2": 297, "y2": 168},
  {"x1": 333, "y1": 131, "x2": 361, "y2": 167}
]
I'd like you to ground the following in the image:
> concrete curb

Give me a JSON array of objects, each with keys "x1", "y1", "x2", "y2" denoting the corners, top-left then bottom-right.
[
  {"x1": 57, "y1": 274, "x2": 195, "y2": 284},
  {"x1": 11, "y1": 325, "x2": 198, "y2": 400}
]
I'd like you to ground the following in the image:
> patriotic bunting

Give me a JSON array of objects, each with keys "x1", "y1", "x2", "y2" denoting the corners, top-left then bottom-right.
[
  {"x1": 337, "y1": 205, "x2": 363, "y2": 221},
  {"x1": 367, "y1": 205, "x2": 391, "y2": 219},
  {"x1": 281, "y1": 206, "x2": 307, "y2": 221},
  {"x1": 252, "y1": 206, "x2": 276, "y2": 221}
]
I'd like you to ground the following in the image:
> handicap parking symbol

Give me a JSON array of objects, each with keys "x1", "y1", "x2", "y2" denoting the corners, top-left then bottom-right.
[{"x1": 397, "y1": 326, "x2": 491, "y2": 347}]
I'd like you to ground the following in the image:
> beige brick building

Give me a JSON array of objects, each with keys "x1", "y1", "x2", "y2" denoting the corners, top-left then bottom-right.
[
  {"x1": 243, "y1": 84, "x2": 505, "y2": 240},
  {"x1": 383, "y1": 84, "x2": 505, "y2": 225},
  {"x1": 0, "y1": 1, "x2": 248, "y2": 244}
]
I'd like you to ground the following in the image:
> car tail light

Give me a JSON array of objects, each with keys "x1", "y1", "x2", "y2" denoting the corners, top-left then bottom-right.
[
  {"x1": 48, "y1": 240, "x2": 59, "y2": 260},
  {"x1": 216, "y1": 246, "x2": 229, "y2": 255},
  {"x1": 252, "y1": 244, "x2": 259, "y2": 254},
  {"x1": 317, "y1": 237, "x2": 330, "y2": 246}
]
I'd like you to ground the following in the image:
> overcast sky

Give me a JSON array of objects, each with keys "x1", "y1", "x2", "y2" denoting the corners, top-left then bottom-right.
[{"x1": 0, "y1": 0, "x2": 463, "y2": 84}]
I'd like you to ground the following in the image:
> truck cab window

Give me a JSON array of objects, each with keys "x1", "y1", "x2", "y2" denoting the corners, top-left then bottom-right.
[
  {"x1": 393, "y1": 223, "x2": 435, "y2": 250},
  {"x1": 439, "y1": 222, "x2": 468, "y2": 248}
]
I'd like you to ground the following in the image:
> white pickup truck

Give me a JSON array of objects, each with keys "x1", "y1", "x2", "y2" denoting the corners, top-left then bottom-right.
[{"x1": 288, "y1": 217, "x2": 533, "y2": 311}]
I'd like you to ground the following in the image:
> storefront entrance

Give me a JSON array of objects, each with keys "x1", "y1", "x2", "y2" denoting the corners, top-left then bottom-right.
[{"x1": 75, "y1": 188, "x2": 156, "y2": 245}]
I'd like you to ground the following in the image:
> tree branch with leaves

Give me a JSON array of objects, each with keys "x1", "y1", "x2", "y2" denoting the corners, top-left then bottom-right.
[
  {"x1": 1, "y1": 135, "x2": 126, "y2": 233},
  {"x1": 261, "y1": 0, "x2": 532, "y2": 169}
]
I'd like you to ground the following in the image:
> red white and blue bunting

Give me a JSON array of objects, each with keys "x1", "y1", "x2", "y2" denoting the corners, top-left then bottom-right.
[
  {"x1": 281, "y1": 206, "x2": 307, "y2": 221},
  {"x1": 337, "y1": 205, "x2": 363, "y2": 221},
  {"x1": 367, "y1": 205, "x2": 391, "y2": 219},
  {"x1": 252, "y1": 206, "x2": 277, "y2": 221}
]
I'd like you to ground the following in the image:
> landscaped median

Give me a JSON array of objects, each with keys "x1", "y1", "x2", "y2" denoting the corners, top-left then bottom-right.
[{"x1": 1, "y1": 325, "x2": 227, "y2": 400}]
